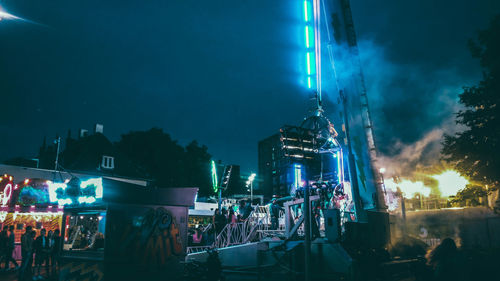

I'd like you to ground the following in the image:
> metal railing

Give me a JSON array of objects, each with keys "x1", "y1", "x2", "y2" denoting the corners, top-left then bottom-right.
[
  {"x1": 186, "y1": 205, "x2": 287, "y2": 254},
  {"x1": 186, "y1": 245, "x2": 212, "y2": 254},
  {"x1": 212, "y1": 205, "x2": 284, "y2": 248}
]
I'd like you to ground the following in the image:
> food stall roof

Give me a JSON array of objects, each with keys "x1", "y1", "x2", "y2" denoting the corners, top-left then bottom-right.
[
  {"x1": 188, "y1": 209, "x2": 214, "y2": 216},
  {"x1": 0, "y1": 164, "x2": 150, "y2": 187},
  {"x1": 100, "y1": 178, "x2": 197, "y2": 207}
]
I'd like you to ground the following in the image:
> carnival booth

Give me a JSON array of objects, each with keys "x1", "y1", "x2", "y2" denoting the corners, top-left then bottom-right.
[
  {"x1": 54, "y1": 177, "x2": 197, "y2": 281},
  {"x1": 0, "y1": 174, "x2": 64, "y2": 259}
]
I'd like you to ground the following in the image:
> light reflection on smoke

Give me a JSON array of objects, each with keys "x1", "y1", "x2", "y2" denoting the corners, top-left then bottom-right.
[
  {"x1": 384, "y1": 169, "x2": 468, "y2": 200},
  {"x1": 431, "y1": 170, "x2": 469, "y2": 197}
]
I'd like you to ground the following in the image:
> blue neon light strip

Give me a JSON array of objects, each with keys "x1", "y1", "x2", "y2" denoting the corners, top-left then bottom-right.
[
  {"x1": 294, "y1": 164, "x2": 302, "y2": 188},
  {"x1": 304, "y1": 1, "x2": 311, "y2": 22},
  {"x1": 336, "y1": 151, "x2": 341, "y2": 183},
  {"x1": 304, "y1": 0, "x2": 315, "y2": 89}
]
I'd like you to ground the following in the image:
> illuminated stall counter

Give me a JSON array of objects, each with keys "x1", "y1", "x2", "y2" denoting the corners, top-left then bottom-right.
[{"x1": 0, "y1": 176, "x2": 64, "y2": 243}]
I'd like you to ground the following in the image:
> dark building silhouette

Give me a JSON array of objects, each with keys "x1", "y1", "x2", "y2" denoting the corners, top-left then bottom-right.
[
  {"x1": 223, "y1": 165, "x2": 245, "y2": 195},
  {"x1": 259, "y1": 126, "x2": 338, "y2": 199}
]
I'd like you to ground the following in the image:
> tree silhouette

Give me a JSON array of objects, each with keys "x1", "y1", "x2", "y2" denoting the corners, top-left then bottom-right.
[{"x1": 442, "y1": 15, "x2": 500, "y2": 193}]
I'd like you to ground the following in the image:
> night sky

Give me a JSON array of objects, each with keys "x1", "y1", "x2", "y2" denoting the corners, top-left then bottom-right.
[{"x1": 1, "y1": 0, "x2": 499, "y2": 174}]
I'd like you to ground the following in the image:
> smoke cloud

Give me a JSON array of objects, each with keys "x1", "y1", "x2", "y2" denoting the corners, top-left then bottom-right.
[{"x1": 356, "y1": 39, "x2": 469, "y2": 178}]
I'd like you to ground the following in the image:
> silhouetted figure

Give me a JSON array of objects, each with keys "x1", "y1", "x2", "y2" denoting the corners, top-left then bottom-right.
[
  {"x1": 0, "y1": 226, "x2": 7, "y2": 270},
  {"x1": 426, "y1": 238, "x2": 464, "y2": 281},
  {"x1": 239, "y1": 200, "x2": 253, "y2": 221},
  {"x1": 34, "y1": 229, "x2": 50, "y2": 279},
  {"x1": 204, "y1": 227, "x2": 215, "y2": 246},
  {"x1": 46, "y1": 229, "x2": 53, "y2": 276},
  {"x1": 19, "y1": 226, "x2": 35, "y2": 280},
  {"x1": 269, "y1": 198, "x2": 281, "y2": 230},
  {"x1": 50, "y1": 229, "x2": 61, "y2": 276},
  {"x1": 205, "y1": 250, "x2": 222, "y2": 281},
  {"x1": 214, "y1": 209, "x2": 226, "y2": 234},
  {"x1": 4, "y1": 225, "x2": 19, "y2": 270}
]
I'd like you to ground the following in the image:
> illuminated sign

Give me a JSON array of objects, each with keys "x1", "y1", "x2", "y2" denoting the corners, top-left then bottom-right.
[
  {"x1": 211, "y1": 160, "x2": 218, "y2": 193},
  {"x1": 0, "y1": 174, "x2": 14, "y2": 207},
  {"x1": 47, "y1": 177, "x2": 103, "y2": 206},
  {"x1": 2, "y1": 184, "x2": 12, "y2": 206}
]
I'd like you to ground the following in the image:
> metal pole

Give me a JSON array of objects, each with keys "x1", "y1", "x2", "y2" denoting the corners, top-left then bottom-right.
[
  {"x1": 304, "y1": 185, "x2": 311, "y2": 281},
  {"x1": 53, "y1": 137, "x2": 61, "y2": 181},
  {"x1": 251, "y1": 181, "x2": 253, "y2": 204},
  {"x1": 54, "y1": 137, "x2": 61, "y2": 171},
  {"x1": 341, "y1": 91, "x2": 365, "y2": 222},
  {"x1": 218, "y1": 188, "x2": 222, "y2": 211},
  {"x1": 400, "y1": 192, "x2": 406, "y2": 236},
  {"x1": 218, "y1": 165, "x2": 227, "y2": 211},
  {"x1": 381, "y1": 172, "x2": 387, "y2": 195}
]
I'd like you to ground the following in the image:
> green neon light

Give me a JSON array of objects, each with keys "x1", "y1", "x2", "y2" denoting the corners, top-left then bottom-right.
[
  {"x1": 304, "y1": 1, "x2": 312, "y2": 23},
  {"x1": 211, "y1": 160, "x2": 218, "y2": 193},
  {"x1": 304, "y1": 0, "x2": 315, "y2": 90}
]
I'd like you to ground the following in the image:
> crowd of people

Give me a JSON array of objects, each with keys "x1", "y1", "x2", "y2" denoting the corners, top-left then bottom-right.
[
  {"x1": 188, "y1": 200, "x2": 255, "y2": 247},
  {"x1": 0, "y1": 225, "x2": 61, "y2": 280}
]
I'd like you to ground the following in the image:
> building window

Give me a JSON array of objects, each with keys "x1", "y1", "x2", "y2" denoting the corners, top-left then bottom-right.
[{"x1": 101, "y1": 156, "x2": 114, "y2": 170}]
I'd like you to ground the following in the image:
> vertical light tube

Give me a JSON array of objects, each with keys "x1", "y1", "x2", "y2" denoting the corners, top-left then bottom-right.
[
  {"x1": 294, "y1": 164, "x2": 302, "y2": 188},
  {"x1": 211, "y1": 160, "x2": 218, "y2": 192},
  {"x1": 313, "y1": 0, "x2": 321, "y2": 99},
  {"x1": 339, "y1": 149, "x2": 344, "y2": 184},
  {"x1": 304, "y1": 0, "x2": 315, "y2": 89},
  {"x1": 336, "y1": 151, "x2": 341, "y2": 184},
  {"x1": 304, "y1": 0, "x2": 309, "y2": 22}
]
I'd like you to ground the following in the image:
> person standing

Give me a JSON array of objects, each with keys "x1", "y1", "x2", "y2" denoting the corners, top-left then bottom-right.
[
  {"x1": 270, "y1": 198, "x2": 282, "y2": 230},
  {"x1": 192, "y1": 228, "x2": 203, "y2": 246},
  {"x1": 214, "y1": 209, "x2": 226, "y2": 235},
  {"x1": 3, "y1": 225, "x2": 19, "y2": 270},
  {"x1": 0, "y1": 226, "x2": 7, "y2": 271},
  {"x1": 238, "y1": 201, "x2": 246, "y2": 222},
  {"x1": 241, "y1": 200, "x2": 253, "y2": 221},
  {"x1": 50, "y1": 229, "x2": 61, "y2": 276},
  {"x1": 46, "y1": 230, "x2": 53, "y2": 277},
  {"x1": 19, "y1": 226, "x2": 35, "y2": 280},
  {"x1": 228, "y1": 208, "x2": 237, "y2": 226},
  {"x1": 34, "y1": 229, "x2": 49, "y2": 279},
  {"x1": 204, "y1": 227, "x2": 215, "y2": 247}
]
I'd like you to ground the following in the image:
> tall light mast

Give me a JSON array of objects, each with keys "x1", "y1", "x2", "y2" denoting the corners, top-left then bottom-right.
[
  {"x1": 300, "y1": 0, "x2": 386, "y2": 216},
  {"x1": 325, "y1": 0, "x2": 386, "y2": 212}
]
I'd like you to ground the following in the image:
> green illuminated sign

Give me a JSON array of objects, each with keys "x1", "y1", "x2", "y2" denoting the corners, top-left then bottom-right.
[{"x1": 211, "y1": 160, "x2": 218, "y2": 193}]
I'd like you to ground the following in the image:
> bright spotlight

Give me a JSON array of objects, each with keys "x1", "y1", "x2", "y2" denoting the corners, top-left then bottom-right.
[{"x1": 0, "y1": 10, "x2": 22, "y2": 21}]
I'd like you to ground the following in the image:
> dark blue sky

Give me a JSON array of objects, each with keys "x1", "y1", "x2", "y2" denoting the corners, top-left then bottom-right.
[{"x1": 1, "y1": 0, "x2": 499, "y2": 174}]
